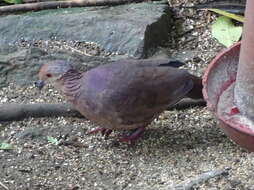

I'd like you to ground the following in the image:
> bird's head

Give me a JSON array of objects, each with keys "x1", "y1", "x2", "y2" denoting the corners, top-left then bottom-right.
[{"x1": 35, "y1": 60, "x2": 73, "y2": 90}]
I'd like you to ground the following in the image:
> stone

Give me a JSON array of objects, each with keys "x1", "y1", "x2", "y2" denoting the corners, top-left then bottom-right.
[{"x1": 0, "y1": 2, "x2": 173, "y2": 58}]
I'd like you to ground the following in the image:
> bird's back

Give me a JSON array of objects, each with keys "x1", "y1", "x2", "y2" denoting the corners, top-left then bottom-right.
[{"x1": 72, "y1": 60, "x2": 193, "y2": 130}]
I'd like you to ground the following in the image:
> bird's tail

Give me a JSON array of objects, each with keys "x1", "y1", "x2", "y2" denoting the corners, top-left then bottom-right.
[
  {"x1": 159, "y1": 60, "x2": 185, "y2": 68},
  {"x1": 186, "y1": 75, "x2": 204, "y2": 100}
]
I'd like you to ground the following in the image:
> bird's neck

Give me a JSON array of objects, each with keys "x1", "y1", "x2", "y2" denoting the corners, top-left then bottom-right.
[{"x1": 58, "y1": 69, "x2": 83, "y2": 103}]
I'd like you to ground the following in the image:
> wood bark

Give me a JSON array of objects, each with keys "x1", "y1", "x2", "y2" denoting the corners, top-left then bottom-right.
[{"x1": 0, "y1": 0, "x2": 148, "y2": 14}]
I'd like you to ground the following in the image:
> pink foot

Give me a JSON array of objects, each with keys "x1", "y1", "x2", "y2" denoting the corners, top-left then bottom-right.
[
  {"x1": 119, "y1": 127, "x2": 145, "y2": 144},
  {"x1": 87, "y1": 128, "x2": 113, "y2": 137}
]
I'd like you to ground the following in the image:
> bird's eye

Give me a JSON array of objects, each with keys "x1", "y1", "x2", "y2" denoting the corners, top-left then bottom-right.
[{"x1": 46, "y1": 73, "x2": 52, "y2": 78}]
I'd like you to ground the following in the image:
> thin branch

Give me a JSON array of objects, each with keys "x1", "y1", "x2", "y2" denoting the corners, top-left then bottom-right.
[
  {"x1": 170, "y1": 98, "x2": 206, "y2": 110},
  {"x1": 0, "y1": 99, "x2": 205, "y2": 122},
  {"x1": 54, "y1": 41, "x2": 92, "y2": 57},
  {"x1": 174, "y1": 168, "x2": 230, "y2": 190},
  {"x1": 23, "y1": 0, "x2": 57, "y2": 3},
  {"x1": 0, "y1": 103, "x2": 83, "y2": 122},
  {"x1": 0, "y1": 0, "x2": 147, "y2": 14},
  {"x1": 0, "y1": 181, "x2": 9, "y2": 190}
]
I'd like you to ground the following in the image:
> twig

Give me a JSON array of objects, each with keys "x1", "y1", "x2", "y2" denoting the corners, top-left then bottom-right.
[
  {"x1": 0, "y1": 181, "x2": 9, "y2": 190},
  {"x1": 23, "y1": 0, "x2": 56, "y2": 3},
  {"x1": 0, "y1": 0, "x2": 146, "y2": 14},
  {"x1": 0, "y1": 99, "x2": 205, "y2": 122},
  {"x1": 169, "y1": 98, "x2": 206, "y2": 110},
  {"x1": 54, "y1": 41, "x2": 92, "y2": 57},
  {"x1": 174, "y1": 168, "x2": 230, "y2": 190}
]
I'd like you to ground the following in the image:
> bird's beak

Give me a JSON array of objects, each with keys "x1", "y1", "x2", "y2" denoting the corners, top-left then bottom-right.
[{"x1": 34, "y1": 80, "x2": 45, "y2": 90}]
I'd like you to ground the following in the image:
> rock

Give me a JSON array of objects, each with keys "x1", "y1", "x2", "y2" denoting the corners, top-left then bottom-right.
[
  {"x1": 0, "y1": 2, "x2": 178, "y2": 88},
  {"x1": 0, "y1": 2, "x2": 173, "y2": 58}
]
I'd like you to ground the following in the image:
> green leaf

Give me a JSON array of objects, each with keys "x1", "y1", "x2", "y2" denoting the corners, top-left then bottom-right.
[
  {"x1": 208, "y1": 8, "x2": 244, "y2": 23},
  {"x1": 0, "y1": 142, "x2": 13, "y2": 150},
  {"x1": 3, "y1": 0, "x2": 22, "y2": 4},
  {"x1": 212, "y1": 16, "x2": 242, "y2": 47},
  {"x1": 47, "y1": 136, "x2": 60, "y2": 145},
  {"x1": 14, "y1": 0, "x2": 22, "y2": 4},
  {"x1": 2, "y1": 0, "x2": 13, "y2": 3}
]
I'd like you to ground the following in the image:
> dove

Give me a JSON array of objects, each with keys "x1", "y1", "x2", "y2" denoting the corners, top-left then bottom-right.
[{"x1": 35, "y1": 59, "x2": 203, "y2": 144}]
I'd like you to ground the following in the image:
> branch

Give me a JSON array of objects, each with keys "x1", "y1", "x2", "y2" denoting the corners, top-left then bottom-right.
[
  {"x1": 0, "y1": 0, "x2": 147, "y2": 14},
  {"x1": 0, "y1": 103, "x2": 83, "y2": 122},
  {"x1": 22, "y1": 0, "x2": 56, "y2": 3},
  {"x1": 170, "y1": 98, "x2": 206, "y2": 110},
  {"x1": 0, "y1": 181, "x2": 8, "y2": 190},
  {"x1": 174, "y1": 168, "x2": 230, "y2": 190},
  {"x1": 0, "y1": 99, "x2": 206, "y2": 122}
]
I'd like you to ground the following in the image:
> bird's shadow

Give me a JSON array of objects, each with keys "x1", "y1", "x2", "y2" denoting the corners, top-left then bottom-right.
[{"x1": 105, "y1": 123, "x2": 239, "y2": 154}]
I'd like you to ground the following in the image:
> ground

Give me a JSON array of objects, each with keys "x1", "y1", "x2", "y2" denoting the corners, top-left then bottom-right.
[{"x1": 1, "y1": 1, "x2": 254, "y2": 190}]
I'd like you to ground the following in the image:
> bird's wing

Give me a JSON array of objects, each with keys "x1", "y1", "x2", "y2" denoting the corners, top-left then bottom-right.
[
  {"x1": 88, "y1": 62, "x2": 194, "y2": 125},
  {"x1": 115, "y1": 58, "x2": 185, "y2": 68}
]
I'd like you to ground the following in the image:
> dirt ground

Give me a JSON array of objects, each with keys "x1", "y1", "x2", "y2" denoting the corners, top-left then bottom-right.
[{"x1": 1, "y1": 1, "x2": 254, "y2": 190}]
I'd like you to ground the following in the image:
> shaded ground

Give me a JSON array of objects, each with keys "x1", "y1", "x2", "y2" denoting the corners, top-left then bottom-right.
[{"x1": 1, "y1": 1, "x2": 254, "y2": 190}]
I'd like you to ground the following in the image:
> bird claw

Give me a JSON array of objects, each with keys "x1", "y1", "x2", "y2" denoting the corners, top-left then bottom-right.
[
  {"x1": 88, "y1": 127, "x2": 145, "y2": 144},
  {"x1": 119, "y1": 127, "x2": 145, "y2": 144},
  {"x1": 87, "y1": 128, "x2": 113, "y2": 138}
]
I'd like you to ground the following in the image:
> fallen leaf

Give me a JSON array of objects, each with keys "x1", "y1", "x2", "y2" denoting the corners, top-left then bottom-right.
[
  {"x1": 212, "y1": 16, "x2": 242, "y2": 47},
  {"x1": 0, "y1": 142, "x2": 13, "y2": 150},
  {"x1": 209, "y1": 8, "x2": 244, "y2": 22},
  {"x1": 47, "y1": 136, "x2": 60, "y2": 145}
]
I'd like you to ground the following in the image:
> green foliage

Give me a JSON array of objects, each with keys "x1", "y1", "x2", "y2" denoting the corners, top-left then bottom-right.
[
  {"x1": 0, "y1": 142, "x2": 13, "y2": 150},
  {"x1": 47, "y1": 136, "x2": 60, "y2": 145},
  {"x1": 209, "y1": 8, "x2": 244, "y2": 23},
  {"x1": 212, "y1": 16, "x2": 242, "y2": 47},
  {"x1": 3, "y1": 0, "x2": 22, "y2": 4}
]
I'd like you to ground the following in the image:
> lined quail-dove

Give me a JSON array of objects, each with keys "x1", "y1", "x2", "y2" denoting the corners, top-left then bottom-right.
[{"x1": 36, "y1": 59, "x2": 203, "y2": 144}]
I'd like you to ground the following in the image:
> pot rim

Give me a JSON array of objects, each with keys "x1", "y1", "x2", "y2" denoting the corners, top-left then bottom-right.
[{"x1": 202, "y1": 41, "x2": 254, "y2": 137}]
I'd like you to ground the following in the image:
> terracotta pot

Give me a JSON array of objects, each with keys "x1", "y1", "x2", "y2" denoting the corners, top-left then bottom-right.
[{"x1": 203, "y1": 42, "x2": 254, "y2": 152}]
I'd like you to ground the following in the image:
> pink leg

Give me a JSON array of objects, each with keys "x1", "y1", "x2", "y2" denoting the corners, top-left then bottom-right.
[
  {"x1": 119, "y1": 127, "x2": 145, "y2": 144},
  {"x1": 87, "y1": 128, "x2": 113, "y2": 137}
]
